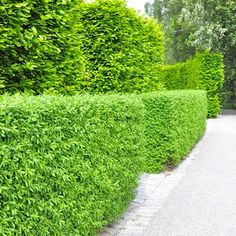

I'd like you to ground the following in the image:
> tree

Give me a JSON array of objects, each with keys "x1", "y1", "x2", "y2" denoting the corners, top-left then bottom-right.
[
  {"x1": 180, "y1": 0, "x2": 236, "y2": 107},
  {"x1": 145, "y1": 0, "x2": 196, "y2": 63},
  {"x1": 146, "y1": 0, "x2": 236, "y2": 108}
]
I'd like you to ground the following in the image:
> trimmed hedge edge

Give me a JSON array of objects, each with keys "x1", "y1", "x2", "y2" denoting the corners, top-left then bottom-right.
[
  {"x1": 142, "y1": 90, "x2": 207, "y2": 173},
  {"x1": 0, "y1": 90, "x2": 207, "y2": 235},
  {"x1": 0, "y1": 94, "x2": 145, "y2": 235},
  {"x1": 156, "y1": 52, "x2": 224, "y2": 118}
]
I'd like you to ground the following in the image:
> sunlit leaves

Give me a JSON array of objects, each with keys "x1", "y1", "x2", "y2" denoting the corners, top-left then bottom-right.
[
  {"x1": 0, "y1": 94, "x2": 144, "y2": 235},
  {"x1": 79, "y1": 0, "x2": 165, "y2": 93},
  {"x1": 0, "y1": 0, "x2": 84, "y2": 95},
  {"x1": 142, "y1": 90, "x2": 207, "y2": 172}
]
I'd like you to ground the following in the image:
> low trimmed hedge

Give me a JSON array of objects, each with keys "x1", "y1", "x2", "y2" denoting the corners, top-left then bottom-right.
[
  {"x1": 0, "y1": 91, "x2": 207, "y2": 234},
  {"x1": 0, "y1": 94, "x2": 145, "y2": 235},
  {"x1": 142, "y1": 90, "x2": 207, "y2": 173},
  {"x1": 159, "y1": 52, "x2": 224, "y2": 118}
]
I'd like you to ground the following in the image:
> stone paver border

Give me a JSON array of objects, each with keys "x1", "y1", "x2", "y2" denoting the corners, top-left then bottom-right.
[{"x1": 101, "y1": 142, "x2": 201, "y2": 236}]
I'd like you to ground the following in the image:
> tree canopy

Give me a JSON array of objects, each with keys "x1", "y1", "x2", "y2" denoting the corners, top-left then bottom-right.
[{"x1": 146, "y1": 0, "x2": 236, "y2": 108}]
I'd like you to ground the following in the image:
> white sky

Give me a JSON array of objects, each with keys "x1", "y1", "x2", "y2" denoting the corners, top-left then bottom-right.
[
  {"x1": 86, "y1": 0, "x2": 153, "y2": 14},
  {"x1": 127, "y1": 0, "x2": 152, "y2": 13}
]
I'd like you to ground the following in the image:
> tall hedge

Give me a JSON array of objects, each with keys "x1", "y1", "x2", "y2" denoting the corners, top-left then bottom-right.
[
  {"x1": 196, "y1": 53, "x2": 225, "y2": 117},
  {"x1": 142, "y1": 90, "x2": 207, "y2": 173},
  {"x1": 78, "y1": 0, "x2": 165, "y2": 93},
  {"x1": 0, "y1": 94, "x2": 145, "y2": 235},
  {"x1": 159, "y1": 52, "x2": 224, "y2": 118},
  {"x1": 0, "y1": 0, "x2": 84, "y2": 95}
]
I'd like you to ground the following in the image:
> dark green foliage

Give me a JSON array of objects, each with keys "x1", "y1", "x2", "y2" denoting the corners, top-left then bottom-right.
[
  {"x1": 78, "y1": 0, "x2": 165, "y2": 93},
  {"x1": 142, "y1": 90, "x2": 207, "y2": 173},
  {"x1": 159, "y1": 52, "x2": 224, "y2": 118},
  {"x1": 0, "y1": 94, "x2": 145, "y2": 235},
  {"x1": 0, "y1": 0, "x2": 84, "y2": 94},
  {"x1": 146, "y1": 0, "x2": 197, "y2": 64}
]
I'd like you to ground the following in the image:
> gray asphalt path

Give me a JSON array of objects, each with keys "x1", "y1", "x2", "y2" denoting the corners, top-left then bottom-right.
[{"x1": 146, "y1": 110, "x2": 236, "y2": 236}]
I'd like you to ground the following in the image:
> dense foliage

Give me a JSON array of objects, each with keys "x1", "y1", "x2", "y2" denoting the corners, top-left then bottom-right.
[
  {"x1": 145, "y1": 0, "x2": 236, "y2": 109},
  {"x1": 0, "y1": 0, "x2": 84, "y2": 94},
  {"x1": 0, "y1": 94, "x2": 145, "y2": 235},
  {"x1": 79, "y1": 0, "x2": 165, "y2": 93},
  {"x1": 142, "y1": 90, "x2": 207, "y2": 173},
  {"x1": 0, "y1": 1, "x2": 216, "y2": 234},
  {"x1": 159, "y1": 52, "x2": 224, "y2": 118},
  {"x1": 0, "y1": 90, "x2": 208, "y2": 234},
  {"x1": 145, "y1": 0, "x2": 196, "y2": 63}
]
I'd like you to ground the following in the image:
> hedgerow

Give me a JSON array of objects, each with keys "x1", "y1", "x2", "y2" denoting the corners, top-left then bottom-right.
[
  {"x1": 78, "y1": 0, "x2": 165, "y2": 93},
  {"x1": 0, "y1": 0, "x2": 84, "y2": 95},
  {"x1": 142, "y1": 90, "x2": 207, "y2": 173},
  {"x1": 0, "y1": 91, "x2": 208, "y2": 234},
  {"x1": 197, "y1": 53, "x2": 225, "y2": 117},
  {"x1": 0, "y1": 94, "x2": 145, "y2": 235},
  {"x1": 159, "y1": 52, "x2": 224, "y2": 118}
]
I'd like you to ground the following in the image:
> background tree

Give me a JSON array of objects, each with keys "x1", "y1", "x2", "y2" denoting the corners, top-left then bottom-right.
[
  {"x1": 145, "y1": 0, "x2": 196, "y2": 63},
  {"x1": 146, "y1": 0, "x2": 236, "y2": 108}
]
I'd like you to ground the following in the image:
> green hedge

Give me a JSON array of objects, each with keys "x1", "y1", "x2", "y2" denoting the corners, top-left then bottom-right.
[
  {"x1": 0, "y1": 91, "x2": 207, "y2": 234},
  {"x1": 142, "y1": 90, "x2": 207, "y2": 173},
  {"x1": 159, "y1": 52, "x2": 224, "y2": 118},
  {"x1": 0, "y1": 0, "x2": 223, "y2": 102},
  {"x1": 0, "y1": 94, "x2": 145, "y2": 235},
  {"x1": 0, "y1": 0, "x2": 84, "y2": 95},
  {"x1": 78, "y1": 0, "x2": 165, "y2": 93}
]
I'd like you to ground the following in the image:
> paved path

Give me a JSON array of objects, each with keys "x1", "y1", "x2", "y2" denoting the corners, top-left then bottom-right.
[{"x1": 101, "y1": 110, "x2": 236, "y2": 236}]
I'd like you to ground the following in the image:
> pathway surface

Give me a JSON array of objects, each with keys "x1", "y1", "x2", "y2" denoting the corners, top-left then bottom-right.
[{"x1": 101, "y1": 110, "x2": 236, "y2": 236}]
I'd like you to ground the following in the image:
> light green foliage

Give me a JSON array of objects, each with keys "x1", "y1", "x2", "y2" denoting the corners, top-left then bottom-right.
[
  {"x1": 0, "y1": 0, "x2": 84, "y2": 94},
  {"x1": 159, "y1": 63, "x2": 188, "y2": 90},
  {"x1": 142, "y1": 90, "x2": 207, "y2": 173},
  {"x1": 0, "y1": 91, "x2": 208, "y2": 234},
  {"x1": 159, "y1": 52, "x2": 224, "y2": 118},
  {"x1": 79, "y1": 0, "x2": 165, "y2": 93},
  {"x1": 0, "y1": 94, "x2": 145, "y2": 235},
  {"x1": 197, "y1": 53, "x2": 225, "y2": 117}
]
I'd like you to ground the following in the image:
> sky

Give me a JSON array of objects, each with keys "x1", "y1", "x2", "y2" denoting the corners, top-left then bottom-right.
[
  {"x1": 127, "y1": 0, "x2": 153, "y2": 14},
  {"x1": 86, "y1": 0, "x2": 153, "y2": 14}
]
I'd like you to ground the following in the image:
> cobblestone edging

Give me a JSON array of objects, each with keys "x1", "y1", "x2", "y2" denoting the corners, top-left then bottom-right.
[{"x1": 101, "y1": 146, "x2": 200, "y2": 236}]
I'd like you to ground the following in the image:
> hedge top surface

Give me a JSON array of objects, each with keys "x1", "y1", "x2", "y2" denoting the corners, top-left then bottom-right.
[{"x1": 141, "y1": 89, "x2": 207, "y2": 98}]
